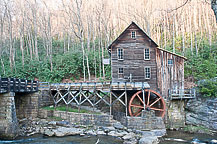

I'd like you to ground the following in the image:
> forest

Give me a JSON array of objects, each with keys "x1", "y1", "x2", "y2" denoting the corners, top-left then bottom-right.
[{"x1": 0, "y1": 0, "x2": 216, "y2": 96}]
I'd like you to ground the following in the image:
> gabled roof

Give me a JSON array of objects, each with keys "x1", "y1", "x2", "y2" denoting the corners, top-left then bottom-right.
[
  {"x1": 108, "y1": 21, "x2": 187, "y2": 60},
  {"x1": 108, "y1": 21, "x2": 158, "y2": 50}
]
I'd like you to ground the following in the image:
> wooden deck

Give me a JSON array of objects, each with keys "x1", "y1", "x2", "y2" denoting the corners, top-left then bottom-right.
[
  {"x1": 168, "y1": 89, "x2": 196, "y2": 100},
  {"x1": 0, "y1": 78, "x2": 39, "y2": 93},
  {"x1": 50, "y1": 82, "x2": 150, "y2": 91}
]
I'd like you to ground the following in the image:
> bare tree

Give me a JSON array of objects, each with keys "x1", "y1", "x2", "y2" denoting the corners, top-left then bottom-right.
[{"x1": 211, "y1": 0, "x2": 217, "y2": 22}]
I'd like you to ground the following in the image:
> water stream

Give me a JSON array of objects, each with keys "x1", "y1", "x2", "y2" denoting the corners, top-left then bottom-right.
[
  {"x1": 0, "y1": 135, "x2": 123, "y2": 144},
  {"x1": 0, "y1": 131, "x2": 216, "y2": 144},
  {"x1": 159, "y1": 130, "x2": 217, "y2": 144}
]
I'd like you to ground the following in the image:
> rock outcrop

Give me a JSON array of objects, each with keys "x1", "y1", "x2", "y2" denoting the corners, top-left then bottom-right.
[{"x1": 185, "y1": 97, "x2": 217, "y2": 131}]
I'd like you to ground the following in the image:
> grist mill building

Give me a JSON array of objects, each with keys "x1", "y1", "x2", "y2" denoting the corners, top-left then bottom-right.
[{"x1": 108, "y1": 22, "x2": 187, "y2": 99}]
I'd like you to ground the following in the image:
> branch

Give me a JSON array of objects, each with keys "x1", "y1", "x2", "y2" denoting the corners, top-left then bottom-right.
[{"x1": 167, "y1": 0, "x2": 190, "y2": 13}]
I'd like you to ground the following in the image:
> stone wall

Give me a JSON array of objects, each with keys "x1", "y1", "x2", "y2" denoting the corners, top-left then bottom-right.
[
  {"x1": 38, "y1": 90, "x2": 53, "y2": 108},
  {"x1": 185, "y1": 97, "x2": 217, "y2": 131},
  {"x1": 114, "y1": 110, "x2": 165, "y2": 130},
  {"x1": 15, "y1": 90, "x2": 53, "y2": 119},
  {"x1": 38, "y1": 109, "x2": 114, "y2": 126},
  {"x1": 167, "y1": 100, "x2": 185, "y2": 128},
  {"x1": 0, "y1": 92, "x2": 18, "y2": 139},
  {"x1": 15, "y1": 92, "x2": 39, "y2": 118}
]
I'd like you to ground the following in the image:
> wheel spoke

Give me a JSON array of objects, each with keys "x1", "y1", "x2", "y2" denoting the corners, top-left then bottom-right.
[
  {"x1": 131, "y1": 104, "x2": 144, "y2": 109},
  {"x1": 133, "y1": 108, "x2": 142, "y2": 116},
  {"x1": 147, "y1": 90, "x2": 150, "y2": 106},
  {"x1": 136, "y1": 94, "x2": 144, "y2": 104},
  {"x1": 150, "y1": 107, "x2": 164, "y2": 111},
  {"x1": 149, "y1": 97, "x2": 161, "y2": 107},
  {"x1": 135, "y1": 111, "x2": 142, "y2": 117}
]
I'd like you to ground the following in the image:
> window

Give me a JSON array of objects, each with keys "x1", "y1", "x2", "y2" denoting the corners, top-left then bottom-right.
[
  {"x1": 144, "y1": 48, "x2": 150, "y2": 60},
  {"x1": 131, "y1": 31, "x2": 136, "y2": 39},
  {"x1": 118, "y1": 68, "x2": 123, "y2": 74},
  {"x1": 117, "y1": 48, "x2": 123, "y2": 60},
  {"x1": 168, "y1": 59, "x2": 173, "y2": 65},
  {"x1": 118, "y1": 68, "x2": 124, "y2": 79},
  {"x1": 145, "y1": 67, "x2": 151, "y2": 79}
]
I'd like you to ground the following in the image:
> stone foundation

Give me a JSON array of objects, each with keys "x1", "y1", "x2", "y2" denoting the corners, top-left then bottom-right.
[
  {"x1": 0, "y1": 92, "x2": 18, "y2": 139},
  {"x1": 38, "y1": 109, "x2": 114, "y2": 126},
  {"x1": 114, "y1": 110, "x2": 165, "y2": 130},
  {"x1": 167, "y1": 100, "x2": 185, "y2": 128}
]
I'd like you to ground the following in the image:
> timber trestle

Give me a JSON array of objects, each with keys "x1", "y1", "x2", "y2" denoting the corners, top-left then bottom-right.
[{"x1": 50, "y1": 82, "x2": 150, "y2": 115}]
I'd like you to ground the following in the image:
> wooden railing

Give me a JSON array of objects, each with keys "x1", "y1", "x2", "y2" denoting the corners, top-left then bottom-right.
[
  {"x1": 50, "y1": 82, "x2": 150, "y2": 91},
  {"x1": 168, "y1": 89, "x2": 196, "y2": 100},
  {"x1": 0, "y1": 78, "x2": 39, "y2": 93}
]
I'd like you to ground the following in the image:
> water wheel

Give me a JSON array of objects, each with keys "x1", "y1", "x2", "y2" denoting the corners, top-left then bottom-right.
[{"x1": 128, "y1": 89, "x2": 166, "y2": 117}]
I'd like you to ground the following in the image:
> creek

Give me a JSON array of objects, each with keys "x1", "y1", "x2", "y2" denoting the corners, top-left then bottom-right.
[
  {"x1": 0, "y1": 135, "x2": 123, "y2": 144},
  {"x1": 0, "y1": 131, "x2": 216, "y2": 144},
  {"x1": 159, "y1": 130, "x2": 217, "y2": 144}
]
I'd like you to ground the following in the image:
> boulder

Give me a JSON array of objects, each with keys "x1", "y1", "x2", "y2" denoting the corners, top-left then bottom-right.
[
  {"x1": 139, "y1": 136, "x2": 158, "y2": 144},
  {"x1": 56, "y1": 121, "x2": 70, "y2": 127},
  {"x1": 151, "y1": 129, "x2": 166, "y2": 137},
  {"x1": 44, "y1": 129, "x2": 54, "y2": 136},
  {"x1": 123, "y1": 138, "x2": 137, "y2": 144},
  {"x1": 108, "y1": 131, "x2": 127, "y2": 137},
  {"x1": 122, "y1": 133, "x2": 135, "y2": 140},
  {"x1": 97, "y1": 130, "x2": 106, "y2": 135},
  {"x1": 48, "y1": 121, "x2": 56, "y2": 126},
  {"x1": 102, "y1": 126, "x2": 116, "y2": 133},
  {"x1": 113, "y1": 123, "x2": 124, "y2": 130},
  {"x1": 86, "y1": 130, "x2": 97, "y2": 136},
  {"x1": 53, "y1": 127, "x2": 83, "y2": 137},
  {"x1": 211, "y1": 139, "x2": 217, "y2": 144}
]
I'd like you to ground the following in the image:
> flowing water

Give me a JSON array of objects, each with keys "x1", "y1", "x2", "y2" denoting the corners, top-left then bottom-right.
[
  {"x1": 159, "y1": 130, "x2": 217, "y2": 144},
  {"x1": 0, "y1": 135, "x2": 123, "y2": 144},
  {"x1": 0, "y1": 131, "x2": 216, "y2": 144}
]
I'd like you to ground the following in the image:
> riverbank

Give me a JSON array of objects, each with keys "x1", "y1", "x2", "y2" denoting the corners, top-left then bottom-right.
[{"x1": 17, "y1": 114, "x2": 166, "y2": 144}]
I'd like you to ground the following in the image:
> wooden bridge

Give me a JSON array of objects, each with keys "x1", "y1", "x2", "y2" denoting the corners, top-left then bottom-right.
[
  {"x1": 0, "y1": 78, "x2": 39, "y2": 93},
  {"x1": 50, "y1": 82, "x2": 150, "y2": 115}
]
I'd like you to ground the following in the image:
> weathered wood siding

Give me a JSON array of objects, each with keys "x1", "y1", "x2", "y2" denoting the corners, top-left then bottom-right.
[
  {"x1": 110, "y1": 22, "x2": 185, "y2": 98},
  {"x1": 111, "y1": 24, "x2": 158, "y2": 91},
  {"x1": 156, "y1": 49, "x2": 184, "y2": 98}
]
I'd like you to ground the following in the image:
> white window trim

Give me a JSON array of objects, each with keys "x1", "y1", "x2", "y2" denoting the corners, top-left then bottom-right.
[
  {"x1": 131, "y1": 31, "x2": 136, "y2": 39},
  {"x1": 144, "y1": 48, "x2": 150, "y2": 60},
  {"x1": 144, "y1": 67, "x2": 151, "y2": 79},
  {"x1": 117, "y1": 48, "x2": 124, "y2": 60}
]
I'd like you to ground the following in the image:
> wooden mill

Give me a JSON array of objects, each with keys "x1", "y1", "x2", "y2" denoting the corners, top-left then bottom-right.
[{"x1": 50, "y1": 22, "x2": 195, "y2": 123}]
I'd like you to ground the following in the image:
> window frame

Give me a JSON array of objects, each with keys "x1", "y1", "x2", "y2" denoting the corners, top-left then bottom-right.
[
  {"x1": 117, "y1": 48, "x2": 124, "y2": 60},
  {"x1": 144, "y1": 67, "x2": 151, "y2": 79},
  {"x1": 131, "y1": 31, "x2": 136, "y2": 39},
  {"x1": 118, "y1": 68, "x2": 124, "y2": 74},
  {"x1": 168, "y1": 59, "x2": 173, "y2": 65},
  {"x1": 144, "y1": 48, "x2": 150, "y2": 60}
]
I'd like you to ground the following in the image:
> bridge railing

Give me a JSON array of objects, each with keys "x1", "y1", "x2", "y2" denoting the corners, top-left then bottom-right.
[
  {"x1": 168, "y1": 88, "x2": 196, "y2": 100},
  {"x1": 0, "y1": 78, "x2": 39, "y2": 93}
]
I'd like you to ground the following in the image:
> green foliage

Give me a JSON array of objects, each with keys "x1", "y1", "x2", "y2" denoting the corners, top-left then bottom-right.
[
  {"x1": 184, "y1": 41, "x2": 217, "y2": 81},
  {"x1": 198, "y1": 80, "x2": 217, "y2": 97},
  {"x1": 0, "y1": 38, "x2": 111, "y2": 83},
  {"x1": 42, "y1": 105, "x2": 101, "y2": 114}
]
